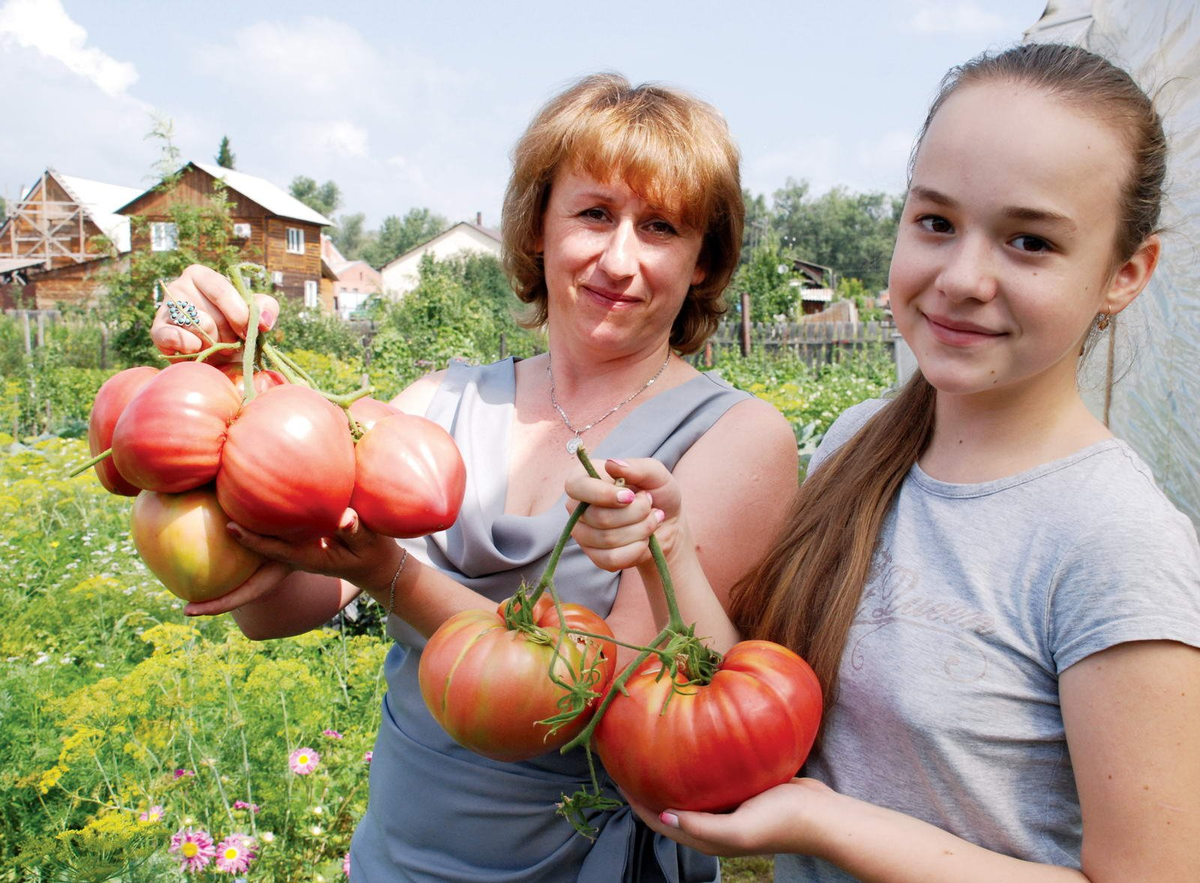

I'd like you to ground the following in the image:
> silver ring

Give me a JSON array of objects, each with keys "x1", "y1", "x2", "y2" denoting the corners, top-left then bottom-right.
[{"x1": 166, "y1": 299, "x2": 201, "y2": 327}]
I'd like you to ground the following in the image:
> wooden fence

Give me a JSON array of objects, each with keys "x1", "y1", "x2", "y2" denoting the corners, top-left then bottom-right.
[{"x1": 702, "y1": 320, "x2": 899, "y2": 367}]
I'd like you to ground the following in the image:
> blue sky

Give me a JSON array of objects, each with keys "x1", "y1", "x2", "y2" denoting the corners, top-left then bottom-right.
[{"x1": 0, "y1": 0, "x2": 1049, "y2": 228}]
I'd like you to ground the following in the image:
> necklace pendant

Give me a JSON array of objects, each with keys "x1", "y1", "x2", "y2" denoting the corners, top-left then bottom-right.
[{"x1": 566, "y1": 437, "x2": 582, "y2": 455}]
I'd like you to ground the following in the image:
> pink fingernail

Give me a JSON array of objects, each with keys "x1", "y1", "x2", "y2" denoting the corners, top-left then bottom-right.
[
  {"x1": 660, "y1": 811, "x2": 680, "y2": 828},
  {"x1": 654, "y1": 509, "x2": 665, "y2": 524},
  {"x1": 259, "y1": 309, "x2": 276, "y2": 330},
  {"x1": 617, "y1": 489, "x2": 635, "y2": 504},
  {"x1": 610, "y1": 459, "x2": 629, "y2": 468}
]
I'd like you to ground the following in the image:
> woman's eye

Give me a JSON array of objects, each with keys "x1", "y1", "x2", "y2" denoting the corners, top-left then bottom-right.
[
  {"x1": 1012, "y1": 235, "x2": 1052, "y2": 253},
  {"x1": 917, "y1": 215, "x2": 953, "y2": 234},
  {"x1": 580, "y1": 207, "x2": 608, "y2": 221},
  {"x1": 646, "y1": 220, "x2": 678, "y2": 236}
]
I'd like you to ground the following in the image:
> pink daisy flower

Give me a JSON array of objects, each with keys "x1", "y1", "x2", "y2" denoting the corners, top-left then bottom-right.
[
  {"x1": 362, "y1": 751, "x2": 373, "y2": 764},
  {"x1": 173, "y1": 768, "x2": 196, "y2": 779},
  {"x1": 343, "y1": 851, "x2": 351, "y2": 877},
  {"x1": 322, "y1": 728, "x2": 343, "y2": 740},
  {"x1": 232, "y1": 800, "x2": 261, "y2": 813},
  {"x1": 168, "y1": 827, "x2": 216, "y2": 872},
  {"x1": 138, "y1": 805, "x2": 165, "y2": 823},
  {"x1": 214, "y1": 833, "x2": 257, "y2": 874},
  {"x1": 288, "y1": 747, "x2": 320, "y2": 775}
]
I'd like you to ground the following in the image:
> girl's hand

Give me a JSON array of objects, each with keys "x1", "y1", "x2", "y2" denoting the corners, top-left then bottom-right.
[
  {"x1": 183, "y1": 507, "x2": 401, "y2": 616},
  {"x1": 627, "y1": 778, "x2": 834, "y2": 858},
  {"x1": 151, "y1": 264, "x2": 279, "y2": 360},
  {"x1": 565, "y1": 458, "x2": 688, "y2": 572}
]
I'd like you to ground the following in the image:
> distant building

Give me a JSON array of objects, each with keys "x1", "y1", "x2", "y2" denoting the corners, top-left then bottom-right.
[
  {"x1": 117, "y1": 162, "x2": 333, "y2": 312},
  {"x1": 322, "y1": 235, "x2": 382, "y2": 319},
  {"x1": 0, "y1": 169, "x2": 141, "y2": 309},
  {"x1": 2, "y1": 162, "x2": 334, "y2": 313},
  {"x1": 380, "y1": 220, "x2": 501, "y2": 297}
]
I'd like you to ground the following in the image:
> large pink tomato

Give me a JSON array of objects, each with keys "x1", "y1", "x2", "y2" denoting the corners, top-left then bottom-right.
[
  {"x1": 347, "y1": 396, "x2": 399, "y2": 434},
  {"x1": 216, "y1": 384, "x2": 356, "y2": 541},
  {"x1": 593, "y1": 640, "x2": 822, "y2": 813},
  {"x1": 350, "y1": 413, "x2": 466, "y2": 538},
  {"x1": 419, "y1": 596, "x2": 617, "y2": 762},
  {"x1": 131, "y1": 486, "x2": 264, "y2": 602},
  {"x1": 218, "y1": 363, "x2": 287, "y2": 396},
  {"x1": 110, "y1": 361, "x2": 242, "y2": 493},
  {"x1": 87, "y1": 366, "x2": 159, "y2": 496}
]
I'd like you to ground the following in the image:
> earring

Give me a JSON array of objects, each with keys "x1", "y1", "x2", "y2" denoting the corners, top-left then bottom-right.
[{"x1": 1096, "y1": 310, "x2": 1111, "y2": 332}]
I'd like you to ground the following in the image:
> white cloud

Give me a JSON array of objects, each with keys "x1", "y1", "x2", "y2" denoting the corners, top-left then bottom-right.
[
  {"x1": 908, "y1": 1, "x2": 1006, "y2": 35},
  {"x1": 314, "y1": 121, "x2": 369, "y2": 158},
  {"x1": 0, "y1": 0, "x2": 137, "y2": 96}
]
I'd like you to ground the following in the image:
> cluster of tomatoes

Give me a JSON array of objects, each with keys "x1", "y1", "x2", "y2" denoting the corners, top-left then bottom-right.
[{"x1": 87, "y1": 359, "x2": 466, "y2": 603}]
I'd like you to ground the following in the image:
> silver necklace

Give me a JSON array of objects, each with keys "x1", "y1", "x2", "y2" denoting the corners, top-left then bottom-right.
[{"x1": 548, "y1": 349, "x2": 672, "y2": 453}]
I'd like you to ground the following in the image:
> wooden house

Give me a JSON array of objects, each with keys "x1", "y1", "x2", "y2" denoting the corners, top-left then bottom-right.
[
  {"x1": 0, "y1": 169, "x2": 141, "y2": 309},
  {"x1": 116, "y1": 162, "x2": 333, "y2": 312}
]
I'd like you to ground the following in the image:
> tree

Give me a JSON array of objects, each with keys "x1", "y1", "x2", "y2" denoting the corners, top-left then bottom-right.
[
  {"x1": 359, "y1": 207, "x2": 448, "y2": 269},
  {"x1": 731, "y1": 235, "x2": 801, "y2": 323},
  {"x1": 289, "y1": 176, "x2": 342, "y2": 219},
  {"x1": 215, "y1": 135, "x2": 236, "y2": 169},
  {"x1": 331, "y1": 212, "x2": 367, "y2": 261},
  {"x1": 769, "y1": 179, "x2": 901, "y2": 291}
]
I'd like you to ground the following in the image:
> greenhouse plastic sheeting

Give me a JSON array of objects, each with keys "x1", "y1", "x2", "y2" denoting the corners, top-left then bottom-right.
[{"x1": 1026, "y1": 1, "x2": 1200, "y2": 528}]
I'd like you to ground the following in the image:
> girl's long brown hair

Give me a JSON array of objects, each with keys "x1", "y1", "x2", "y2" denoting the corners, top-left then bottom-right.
[
  {"x1": 729, "y1": 42, "x2": 1167, "y2": 711},
  {"x1": 730, "y1": 373, "x2": 935, "y2": 706}
]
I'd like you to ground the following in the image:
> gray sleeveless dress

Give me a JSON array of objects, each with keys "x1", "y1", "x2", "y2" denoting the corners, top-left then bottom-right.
[{"x1": 349, "y1": 358, "x2": 749, "y2": 882}]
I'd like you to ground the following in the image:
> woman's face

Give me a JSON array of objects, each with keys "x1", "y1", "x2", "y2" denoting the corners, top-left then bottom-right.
[
  {"x1": 888, "y1": 82, "x2": 1140, "y2": 404},
  {"x1": 539, "y1": 166, "x2": 706, "y2": 356}
]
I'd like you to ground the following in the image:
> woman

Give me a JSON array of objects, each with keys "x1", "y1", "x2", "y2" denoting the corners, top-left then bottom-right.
[
  {"x1": 567, "y1": 45, "x2": 1200, "y2": 882},
  {"x1": 151, "y1": 73, "x2": 798, "y2": 881}
]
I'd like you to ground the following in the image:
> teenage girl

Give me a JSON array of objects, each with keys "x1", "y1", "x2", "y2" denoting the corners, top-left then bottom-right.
[{"x1": 566, "y1": 43, "x2": 1200, "y2": 881}]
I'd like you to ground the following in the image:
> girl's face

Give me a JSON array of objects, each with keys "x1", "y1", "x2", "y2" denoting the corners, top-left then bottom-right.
[
  {"x1": 539, "y1": 167, "x2": 706, "y2": 357},
  {"x1": 889, "y1": 82, "x2": 1152, "y2": 403}
]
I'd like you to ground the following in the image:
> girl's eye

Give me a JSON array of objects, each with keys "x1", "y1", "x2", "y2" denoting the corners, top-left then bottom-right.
[
  {"x1": 1011, "y1": 234, "x2": 1052, "y2": 253},
  {"x1": 917, "y1": 215, "x2": 953, "y2": 234}
]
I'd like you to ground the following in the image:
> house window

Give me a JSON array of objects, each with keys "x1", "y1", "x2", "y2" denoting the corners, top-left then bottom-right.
[
  {"x1": 233, "y1": 222, "x2": 251, "y2": 238},
  {"x1": 272, "y1": 271, "x2": 284, "y2": 286},
  {"x1": 151, "y1": 222, "x2": 178, "y2": 252},
  {"x1": 304, "y1": 280, "x2": 319, "y2": 309},
  {"x1": 286, "y1": 227, "x2": 305, "y2": 254}
]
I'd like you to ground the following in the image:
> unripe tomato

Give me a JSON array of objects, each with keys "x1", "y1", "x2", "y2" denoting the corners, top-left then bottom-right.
[
  {"x1": 131, "y1": 486, "x2": 264, "y2": 602},
  {"x1": 218, "y1": 363, "x2": 287, "y2": 396},
  {"x1": 350, "y1": 413, "x2": 467, "y2": 538},
  {"x1": 420, "y1": 596, "x2": 616, "y2": 762},
  {"x1": 216, "y1": 384, "x2": 356, "y2": 541},
  {"x1": 593, "y1": 640, "x2": 822, "y2": 814},
  {"x1": 111, "y1": 361, "x2": 242, "y2": 493},
  {"x1": 87, "y1": 366, "x2": 159, "y2": 496}
]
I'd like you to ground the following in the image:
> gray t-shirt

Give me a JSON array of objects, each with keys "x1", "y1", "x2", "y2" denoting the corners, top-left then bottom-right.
[{"x1": 778, "y1": 399, "x2": 1200, "y2": 882}]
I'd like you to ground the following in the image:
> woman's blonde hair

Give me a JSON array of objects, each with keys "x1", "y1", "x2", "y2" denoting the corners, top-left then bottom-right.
[{"x1": 502, "y1": 72, "x2": 744, "y2": 355}]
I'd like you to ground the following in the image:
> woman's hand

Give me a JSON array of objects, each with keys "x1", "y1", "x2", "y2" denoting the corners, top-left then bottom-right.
[
  {"x1": 150, "y1": 264, "x2": 279, "y2": 360},
  {"x1": 183, "y1": 508, "x2": 402, "y2": 616},
  {"x1": 565, "y1": 457, "x2": 689, "y2": 572},
  {"x1": 626, "y1": 778, "x2": 833, "y2": 858}
]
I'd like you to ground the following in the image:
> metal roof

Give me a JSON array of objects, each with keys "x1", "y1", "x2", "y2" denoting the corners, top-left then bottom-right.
[
  {"x1": 54, "y1": 173, "x2": 142, "y2": 253},
  {"x1": 191, "y1": 162, "x2": 333, "y2": 226}
]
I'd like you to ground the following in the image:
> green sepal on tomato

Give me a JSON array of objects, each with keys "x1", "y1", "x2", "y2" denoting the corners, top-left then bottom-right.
[
  {"x1": 351, "y1": 413, "x2": 467, "y2": 538},
  {"x1": 87, "y1": 365, "x2": 159, "y2": 496},
  {"x1": 110, "y1": 361, "x2": 242, "y2": 494},
  {"x1": 216, "y1": 384, "x2": 357, "y2": 541},
  {"x1": 593, "y1": 639, "x2": 822, "y2": 814},
  {"x1": 418, "y1": 595, "x2": 616, "y2": 763},
  {"x1": 131, "y1": 485, "x2": 264, "y2": 602}
]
